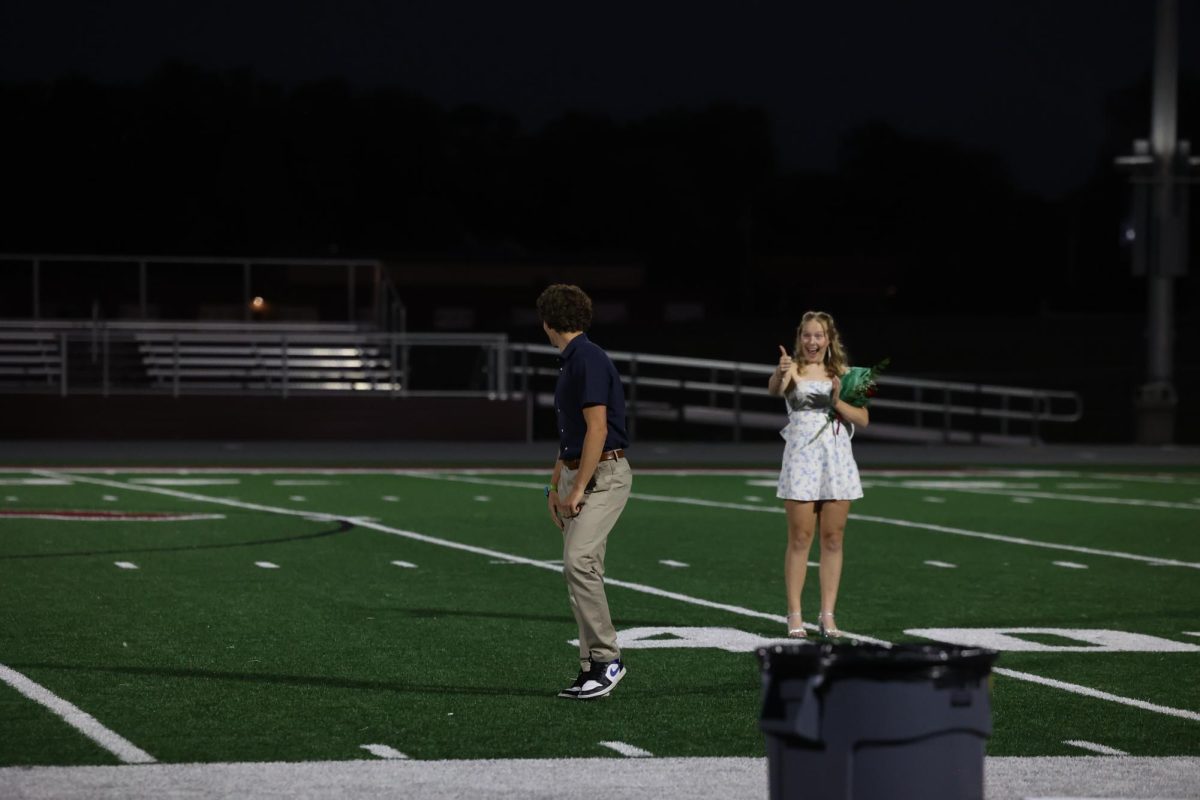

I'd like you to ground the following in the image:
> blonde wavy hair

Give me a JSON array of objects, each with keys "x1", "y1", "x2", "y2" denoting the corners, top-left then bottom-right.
[{"x1": 794, "y1": 311, "x2": 849, "y2": 378}]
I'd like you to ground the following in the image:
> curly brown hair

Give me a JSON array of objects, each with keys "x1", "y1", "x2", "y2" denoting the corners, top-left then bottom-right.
[{"x1": 536, "y1": 284, "x2": 593, "y2": 333}]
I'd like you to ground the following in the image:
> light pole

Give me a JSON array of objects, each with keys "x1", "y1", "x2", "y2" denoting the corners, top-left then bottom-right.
[{"x1": 1116, "y1": 0, "x2": 1198, "y2": 444}]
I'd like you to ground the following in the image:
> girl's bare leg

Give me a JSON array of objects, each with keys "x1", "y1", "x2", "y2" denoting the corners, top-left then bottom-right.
[
  {"x1": 784, "y1": 499, "x2": 817, "y2": 633},
  {"x1": 817, "y1": 500, "x2": 850, "y2": 634}
]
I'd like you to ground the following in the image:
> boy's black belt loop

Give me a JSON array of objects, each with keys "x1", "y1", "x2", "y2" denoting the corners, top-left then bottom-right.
[{"x1": 563, "y1": 449, "x2": 625, "y2": 471}]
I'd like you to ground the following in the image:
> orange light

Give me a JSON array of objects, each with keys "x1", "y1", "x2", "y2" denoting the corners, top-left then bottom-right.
[{"x1": 250, "y1": 296, "x2": 266, "y2": 310}]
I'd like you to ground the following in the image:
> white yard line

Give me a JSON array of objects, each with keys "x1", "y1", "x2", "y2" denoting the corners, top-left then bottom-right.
[
  {"x1": 1063, "y1": 739, "x2": 1129, "y2": 756},
  {"x1": 993, "y1": 668, "x2": 1200, "y2": 723},
  {"x1": 0, "y1": 663, "x2": 156, "y2": 764},
  {"x1": 419, "y1": 474, "x2": 1200, "y2": 570},
  {"x1": 34, "y1": 470, "x2": 1200, "y2": 725},
  {"x1": 1094, "y1": 472, "x2": 1200, "y2": 486},
  {"x1": 359, "y1": 744, "x2": 408, "y2": 759},
  {"x1": 848, "y1": 513, "x2": 1199, "y2": 569},
  {"x1": 599, "y1": 741, "x2": 653, "y2": 758},
  {"x1": 930, "y1": 486, "x2": 1200, "y2": 512},
  {"x1": 130, "y1": 478, "x2": 241, "y2": 486}
]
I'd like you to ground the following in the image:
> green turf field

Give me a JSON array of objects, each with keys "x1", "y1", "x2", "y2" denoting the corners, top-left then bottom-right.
[{"x1": 1, "y1": 466, "x2": 1197, "y2": 767}]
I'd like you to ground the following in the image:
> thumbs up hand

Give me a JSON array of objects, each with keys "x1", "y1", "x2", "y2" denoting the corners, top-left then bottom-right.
[{"x1": 777, "y1": 345, "x2": 793, "y2": 374}]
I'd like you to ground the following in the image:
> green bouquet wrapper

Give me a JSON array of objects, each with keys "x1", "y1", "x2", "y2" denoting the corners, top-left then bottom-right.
[{"x1": 806, "y1": 358, "x2": 890, "y2": 444}]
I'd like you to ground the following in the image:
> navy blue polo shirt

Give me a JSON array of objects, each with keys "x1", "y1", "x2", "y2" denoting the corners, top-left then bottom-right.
[{"x1": 555, "y1": 334, "x2": 630, "y2": 461}]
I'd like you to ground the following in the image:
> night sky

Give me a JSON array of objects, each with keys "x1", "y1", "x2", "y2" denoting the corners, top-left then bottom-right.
[{"x1": 3, "y1": 1, "x2": 1196, "y2": 199}]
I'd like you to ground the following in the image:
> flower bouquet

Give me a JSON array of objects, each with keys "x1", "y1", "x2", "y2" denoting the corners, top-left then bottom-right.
[{"x1": 807, "y1": 358, "x2": 890, "y2": 445}]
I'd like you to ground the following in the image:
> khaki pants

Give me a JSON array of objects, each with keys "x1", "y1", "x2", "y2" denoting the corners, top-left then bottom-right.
[{"x1": 559, "y1": 457, "x2": 632, "y2": 670}]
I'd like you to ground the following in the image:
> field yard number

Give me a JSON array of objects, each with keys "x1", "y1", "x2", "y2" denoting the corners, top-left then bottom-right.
[
  {"x1": 570, "y1": 627, "x2": 792, "y2": 653},
  {"x1": 905, "y1": 628, "x2": 1200, "y2": 653},
  {"x1": 572, "y1": 627, "x2": 1200, "y2": 654}
]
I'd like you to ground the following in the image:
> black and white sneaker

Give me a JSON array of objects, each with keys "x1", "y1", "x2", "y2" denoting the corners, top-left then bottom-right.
[
  {"x1": 576, "y1": 659, "x2": 626, "y2": 700},
  {"x1": 557, "y1": 669, "x2": 590, "y2": 699}
]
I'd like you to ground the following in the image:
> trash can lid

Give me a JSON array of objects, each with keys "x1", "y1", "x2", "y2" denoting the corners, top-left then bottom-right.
[{"x1": 756, "y1": 640, "x2": 997, "y2": 681}]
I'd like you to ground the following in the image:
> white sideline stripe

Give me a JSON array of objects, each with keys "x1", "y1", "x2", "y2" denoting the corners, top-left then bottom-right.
[
  {"x1": 599, "y1": 741, "x2": 653, "y2": 758},
  {"x1": 359, "y1": 744, "x2": 408, "y2": 759},
  {"x1": 418, "y1": 474, "x2": 1200, "y2": 570},
  {"x1": 924, "y1": 560, "x2": 956, "y2": 568},
  {"x1": 1063, "y1": 739, "x2": 1129, "y2": 756},
  {"x1": 255, "y1": 561, "x2": 280, "y2": 569},
  {"x1": 659, "y1": 559, "x2": 689, "y2": 568},
  {"x1": 1053, "y1": 561, "x2": 1089, "y2": 569},
  {"x1": 993, "y1": 667, "x2": 1200, "y2": 722},
  {"x1": 0, "y1": 663, "x2": 156, "y2": 764},
  {"x1": 114, "y1": 561, "x2": 138, "y2": 570},
  {"x1": 390, "y1": 560, "x2": 418, "y2": 568},
  {"x1": 38, "y1": 471, "x2": 1199, "y2": 723},
  {"x1": 1, "y1": 756, "x2": 1198, "y2": 800}
]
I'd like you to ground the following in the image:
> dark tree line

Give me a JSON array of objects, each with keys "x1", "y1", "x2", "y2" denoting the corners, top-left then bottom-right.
[{"x1": 1, "y1": 61, "x2": 1196, "y2": 317}]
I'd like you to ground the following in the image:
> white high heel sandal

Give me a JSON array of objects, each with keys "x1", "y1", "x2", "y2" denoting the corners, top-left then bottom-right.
[
  {"x1": 787, "y1": 612, "x2": 807, "y2": 639},
  {"x1": 817, "y1": 611, "x2": 842, "y2": 638}
]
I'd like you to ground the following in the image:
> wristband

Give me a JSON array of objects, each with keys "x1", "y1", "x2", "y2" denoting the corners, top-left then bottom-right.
[{"x1": 545, "y1": 483, "x2": 558, "y2": 497}]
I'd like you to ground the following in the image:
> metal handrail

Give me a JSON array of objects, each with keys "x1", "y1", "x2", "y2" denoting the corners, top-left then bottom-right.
[
  {"x1": 0, "y1": 321, "x2": 1085, "y2": 444},
  {"x1": 507, "y1": 342, "x2": 1082, "y2": 444}
]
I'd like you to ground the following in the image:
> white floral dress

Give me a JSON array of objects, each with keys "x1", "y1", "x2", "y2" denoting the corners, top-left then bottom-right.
[{"x1": 776, "y1": 379, "x2": 864, "y2": 502}]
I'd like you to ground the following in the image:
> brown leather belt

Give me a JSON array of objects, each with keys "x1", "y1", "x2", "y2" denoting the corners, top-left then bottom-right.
[{"x1": 563, "y1": 449, "x2": 625, "y2": 471}]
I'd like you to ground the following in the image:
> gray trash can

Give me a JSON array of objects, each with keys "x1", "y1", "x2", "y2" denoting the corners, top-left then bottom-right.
[{"x1": 756, "y1": 641, "x2": 998, "y2": 800}]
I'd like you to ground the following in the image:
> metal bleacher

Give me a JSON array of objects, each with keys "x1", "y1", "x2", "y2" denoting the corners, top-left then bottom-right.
[
  {"x1": 0, "y1": 321, "x2": 512, "y2": 399},
  {"x1": 134, "y1": 325, "x2": 401, "y2": 395},
  {"x1": 0, "y1": 330, "x2": 65, "y2": 391}
]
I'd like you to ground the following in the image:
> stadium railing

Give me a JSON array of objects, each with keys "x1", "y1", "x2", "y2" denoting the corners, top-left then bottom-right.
[
  {"x1": 509, "y1": 343, "x2": 1083, "y2": 446},
  {"x1": 0, "y1": 321, "x2": 1081, "y2": 444}
]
